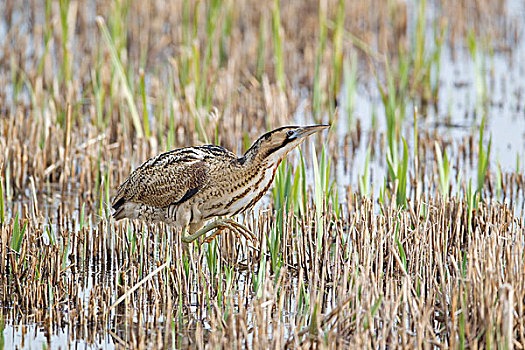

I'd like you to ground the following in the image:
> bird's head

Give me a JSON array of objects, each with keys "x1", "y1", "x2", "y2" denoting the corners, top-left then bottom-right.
[{"x1": 242, "y1": 125, "x2": 330, "y2": 164}]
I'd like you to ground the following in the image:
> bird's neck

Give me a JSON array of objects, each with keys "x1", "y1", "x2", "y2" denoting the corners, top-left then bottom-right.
[
  {"x1": 217, "y1": 144, "x2": 284, "y2": 214},
  {"x1": 238, "y1": 141, "x2": 281, "y2": 170}
]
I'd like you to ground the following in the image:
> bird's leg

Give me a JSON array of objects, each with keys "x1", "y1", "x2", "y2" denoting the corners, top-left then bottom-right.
[{"x1": 180, "y1": 218, "x2": 256, "y2": 244}]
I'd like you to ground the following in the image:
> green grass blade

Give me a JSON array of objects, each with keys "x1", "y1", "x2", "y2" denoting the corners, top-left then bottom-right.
[
  {"x1": 96, "y1": 16, "x2": 144, "y2": 138},
  {"x1": 0, "y1": 175, "x2": 4, "y2": 226},
  {"x1": 272, "y1": 0, "x2": 285, "y2": 90},
  {"x1": 11, "y1": 212, "x2": 27, "y2": 253},
  {"x1": 256, "y1": 14, "x2": 268, "y2": 81},
  {"x1": 139, "y1": 69, "x2": 151, "y2": 138}
]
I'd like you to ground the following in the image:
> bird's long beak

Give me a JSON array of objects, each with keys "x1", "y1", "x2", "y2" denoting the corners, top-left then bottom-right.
[{"x1": 295, "y1": 124, "x2": 330, "y2": 139}]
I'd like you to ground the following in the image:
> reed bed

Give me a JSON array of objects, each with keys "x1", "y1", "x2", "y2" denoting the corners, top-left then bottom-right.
[
  {"x1": 2, "y1": 190, "x2": 525, "y2": 348},
  {"x1": 1, "y1": 0, "x2": 524, "y2": 348}
]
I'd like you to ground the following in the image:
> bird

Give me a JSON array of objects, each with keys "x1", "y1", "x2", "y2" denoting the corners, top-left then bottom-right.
[{"x1": 112, "y1": 125, "x2": 329, "y2": 244}]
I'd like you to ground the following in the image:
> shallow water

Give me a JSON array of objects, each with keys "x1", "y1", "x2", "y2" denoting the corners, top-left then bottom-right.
[{"x1": 333, "y1": 0, "x2": 525, "y2": 204}]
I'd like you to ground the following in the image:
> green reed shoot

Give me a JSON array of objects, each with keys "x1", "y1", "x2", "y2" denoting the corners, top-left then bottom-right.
[
  {"x1": 363, "y1": 295, "x2": 383, "y2": 331},
  {"x1": 97, "y1": 171, "x2": 105, "y2": 220},
  {"x1": 0, "y1": 175, "x2": 4, "y2": 225},
  {"x1": 268, "y1": 224, "x2": 283, "y2": 274},
  {"x1": 4, "y1": 165, "x2": 11, "y2": 205},
  {"x1": 343, "y1": 54, "x2": 358, "y2": 127},
  {"x1": 166, "y1": 74, "x2": 177, "y2": 150},
  {"x1": 108, "y1": 0, "x2": 129, "y2": 55},
  {"x1": 273, "y1": 161, "x2": 294, "y2": 214},
  {"x1": 96, "y1": 16, "x2": 143, "y2": 138},
  {"x1": 206, "y1": 240, "x2": 219, "y2": 283},
  {"x1": 429, "y1": 23, "x2": 446, "y2": 101},
  {"x1": 321, "y1": 146, "x2": 332, "y2": 205},
  {"x1": 377, "y1": 1, "x2": 445, "y2": 158},
  {"x1": 45, "y1": 224, "x2": 55, "y2": 246},
  {"x1": 312, "y1": 147, "x2": 324, "y2": 248},
  {"x1": 386, "y1": 138, "x2": 409, "y2": 207},
  {"x1": 271, "y1": 161, "x2": 294, "y2": 273},
  {"x1": 272, "y1": 0, "x2": 285, "y2": 90},
  {"x1": 171, "y1": 316, "x2": 176, "y2": 349},
  {"x1": 61, "y1": 232, "x2": 71, "y2": 270},
  {"x1": 297, "y1": 276, "x2": 310, "y2": 313},
  {"x1": 91, "y1": 55, "x2": 108, "y2": 129},
  {"x1": 477, "y1": 116, "x2": 491, "y2": 195},
  {"x1": 137, "y1": 227, "x2": 146, "y2": 277},
  {"x1": 359, "y1": 146, "x2": 371, "y2": 197},
  {"x1": 79, "y1": 203, "x2": 85, "y2": 231},
  {"x1": 377, "y1": 57, "x2": 406, "y2": 181},
  {"x1": 459, "y1": 293, "x2": 466, "y2": 349},
  {"x1": 179, "y1": 0, "x2": 191, "y2": 88},
  {"x1": 59, "y1": 0, "x2": 71, "y2": 85},
  {"x1": 298, "y1": 149, "x2": 308, "y2": 215},
  {"x1": 313, "y1": 0, "x2": 327, "y2": 120},
  {"x1": 37, "y1": 0, "x2": 53, "y2": 76},
  {"x1": 0, "y1": 309, "x2": 4, "y2": 350},
  {"x1": 219, "y1": 5, "x2": 232, "y2": 67},
  {"x1": 291, "y1": 163, "x2": 303, "y2": 215},
  {"x1": 104, "y1": 167, "x2": 111, "y2": 218},
  {"x1": 9, "y1": 57, "x2": 22, "y2": 106},
  {"x1": 331, "y1": 185, "x2": 341, "y2": 219},
  {"x1": 411, "y1": 0, "x2": 438, "y2": 101},
  {"x1": 331, "y1": 0, "x2": 345, "y2": 101},
  {"x1": 495, "y1": 163, "x2": 502, "y2": 200},
  {"x1": 98, "y1": 168, "x2": 112, "y2": 219},
  {"x1": 218, "y1": 267, "x2": 234, "y2": 311},
  {"x1": 399, "y1": 138, "x2": 409, "y2": 207},
  {"x1": 256, "y1": 14, "x2": 268, "y2": 81},
  {"x1": 253, "y1": 255, "x2": 266, "y2": 298},
  {"x1": 47, "y1": 280, "x2": 54, "y2": 314},
  {"x1": 10, "y1": 212, "x2": 27, "y2": 253},
  {"x1": 217, "y1": 267, "x2": 224, "y2": 308},
  {"x1": 394, "y1": 222, "x2": 407, "y2": 271},
  {"x1": 468, "y1": 30, "x2": 487, "y2": 115},
  {"x1": 408, "y1": 0, "x2": 445, "y2": 102},
  {"x1": 179, "y1": 0, "x2": 225, "y2": 142},
  {"x1": 182, "y1": 252, "x2": 190, "y2": 282},
  {"x1": 139, "y1": 70, "x2": 151, "y2": 138},
  {"x1": 466, "y1": 180, "x2": 479, "y2": 232},
  {"x1": 126, "y1": 224, "x2": 137, "y2": 257},
  {"x1": 413, "y1": 0, "x2": 426, "y2": 77},
  {"x1": 197, "y1": 0, "x2": 221, "y2": 109},
  {"x1": 435, "y1": 142, "x2": 450, "y2": 197},
  {"x1": 308, "y1": 301, "x2": 320, "y2": 336}
]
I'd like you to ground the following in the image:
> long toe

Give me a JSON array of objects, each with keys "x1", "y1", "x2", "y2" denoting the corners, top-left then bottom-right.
[
  {"x1": 210, "y1": 219, "x2": 257, "y2": 243},
  {"x1": 240, "y1": 229, "x2": 255, "y2": 242},
  {"x1": 230, "y1": 223, "x2": 256, "y2": 242},
  {"x1": 203, "y1": 229, "x2": 223, "y2": 244}
]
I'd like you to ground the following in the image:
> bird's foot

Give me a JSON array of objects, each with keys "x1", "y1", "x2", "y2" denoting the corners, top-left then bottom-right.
[{"x1": 202, "y1": 218, "x2": 257, "y2": 244}]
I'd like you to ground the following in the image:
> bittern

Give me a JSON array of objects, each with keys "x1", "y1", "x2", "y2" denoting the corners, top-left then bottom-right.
[{"x1": 112, "y1": 125, "x2": 329, "y2": 244}]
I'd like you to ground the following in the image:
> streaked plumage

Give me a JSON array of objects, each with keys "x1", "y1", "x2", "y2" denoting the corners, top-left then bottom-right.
[{"x1": 112, "y1": 125, "x2": 329, "y2": 243}]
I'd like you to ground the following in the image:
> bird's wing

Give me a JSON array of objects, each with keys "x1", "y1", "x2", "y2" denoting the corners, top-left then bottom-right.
[{"x1": 112, "y1": 149, "x2": 210, "y2": 210}]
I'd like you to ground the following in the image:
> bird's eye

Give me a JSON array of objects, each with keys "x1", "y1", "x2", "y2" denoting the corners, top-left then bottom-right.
[{"x1": 286, "y1": 130, "x2": 295, "y2": 138}]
